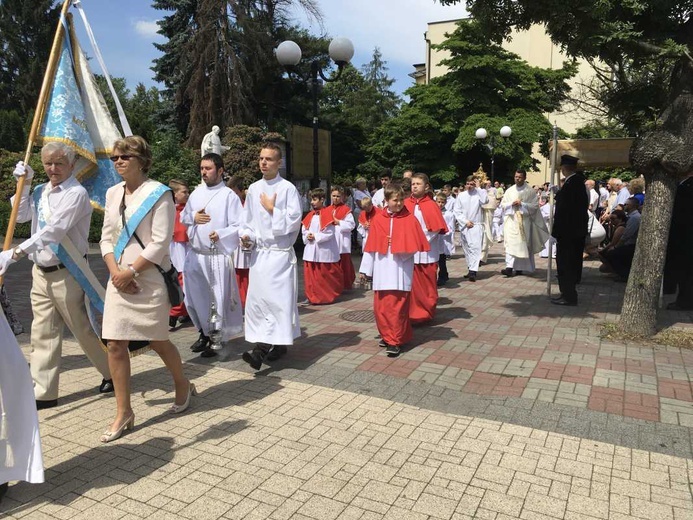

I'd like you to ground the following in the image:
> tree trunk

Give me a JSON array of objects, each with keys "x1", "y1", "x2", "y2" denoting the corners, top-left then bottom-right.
[
  {"x1": 623, "y1": 56, "x2": 693, "y2": 336},
  {"x1": 618, "y1": 169, "x2": 677, "y2": 336}
]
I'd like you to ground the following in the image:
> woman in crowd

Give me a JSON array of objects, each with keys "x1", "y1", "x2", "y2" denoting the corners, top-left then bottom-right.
[
  {"x1": 598, "y1": 209, "x2": 627, "y2": 273},
  {"x1": 99, "y1": 136, "x2": 194, "y2": 443}
]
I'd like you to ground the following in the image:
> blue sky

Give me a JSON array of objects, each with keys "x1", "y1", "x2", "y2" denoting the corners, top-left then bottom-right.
[{"x1": 71, "y1": 0, "x2": 468, "y2": 96}]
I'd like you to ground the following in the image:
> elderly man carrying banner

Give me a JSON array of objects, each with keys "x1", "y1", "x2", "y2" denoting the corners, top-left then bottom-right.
[
  {"x1": 0, "y1": 143, "x2": 112, "y2": 409},
  {"x1": 500, "y1": 169, "x2": 550, "y2": 277}
]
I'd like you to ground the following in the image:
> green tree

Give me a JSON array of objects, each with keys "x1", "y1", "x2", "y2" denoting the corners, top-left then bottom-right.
[
  {"x1": 220, "y1": 125, "x2": 284, "y2": 188},
  {"x1": 148, "y1": 129, "x2": 200, "y2": 188},
  {"x1": 0, "y1": 0, "x2": 60, "y2": 117},
  {"x1": 152, "y1": 0, "x2": 325, "y2": 145},
  {"x1": 0, "y1": 110, "x2": 26, "y2": 152},
  {"x1": 370, "y1": 19, "x2": 576, "y2": 185},
  {"x1": 440, "y1": 0, "x2": 693, "y2": 336},
  {"x1": 319, "y1": 49, "x2": 401, "y2": 179},
  {"x1": 127, "y1": 84, "x2": 166, "y2": 142}
]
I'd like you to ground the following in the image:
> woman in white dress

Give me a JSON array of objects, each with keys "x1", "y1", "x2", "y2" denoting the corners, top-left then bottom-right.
[
  {"x1": 0, "y1": 309, "x2": 44, "y2": 501},
  {"x1": 99, "y1": 136, "x2": 194, "y2": 443}
]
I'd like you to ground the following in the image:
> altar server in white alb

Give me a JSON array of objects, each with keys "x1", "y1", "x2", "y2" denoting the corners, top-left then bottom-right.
[
  {"x1": 500, "y1": 169, "x2": 550, "y2": 277},
  {"x1": 0, "y1": 309, "x2": 44, "y2": 503},
  {"x1": 453, "y1": 175, "x2": 488, "y2": 282},
  {"x1": 182, "y1": 153, "x2": 243, "y2": 357},
  {"x1": 240, "y1": 142, "x2": 303, "y2": 370}
]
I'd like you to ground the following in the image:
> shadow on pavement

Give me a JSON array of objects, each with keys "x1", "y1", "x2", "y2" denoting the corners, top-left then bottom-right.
[
  {"x1": 433, "y1": 306, "x2": 472, "y2": 324},
  {"x1": 1, "y1": 420, "x2": 248, "y2": 516}
]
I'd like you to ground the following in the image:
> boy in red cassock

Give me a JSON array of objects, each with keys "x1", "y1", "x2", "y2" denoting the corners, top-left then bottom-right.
[
  {"x1": 359, "y1": 184, "x2": 430, "y2": 356},
  {"x1": 404, "y1": 173, "x2": 448, "y2": 324},
  {"x1": 168, "y1": 179, "x2": 191, "y2": 329},
  {"x1": 301, "y1": 188, "x2": 343, "y2": 304},
  {"x1": 328, "y1": 186, "x2": 356, "y2": 290}
]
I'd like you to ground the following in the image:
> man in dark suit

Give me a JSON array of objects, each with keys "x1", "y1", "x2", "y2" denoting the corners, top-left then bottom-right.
[
  {"x1": 551, "y1": 154, "x2": 588, "y2": 306},
  {"x1": 664, "y1": 171, "x2": 693, "y2": 310}
]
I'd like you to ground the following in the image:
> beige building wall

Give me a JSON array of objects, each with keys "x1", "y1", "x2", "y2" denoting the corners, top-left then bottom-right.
[{"x1": 414, "y1": 19, "x2": 598, "y2": 186}]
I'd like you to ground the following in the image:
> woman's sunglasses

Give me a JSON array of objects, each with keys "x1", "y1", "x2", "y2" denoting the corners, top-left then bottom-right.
[{"x1": 109, "y1": 154, "x2": 137, "y2": 162}]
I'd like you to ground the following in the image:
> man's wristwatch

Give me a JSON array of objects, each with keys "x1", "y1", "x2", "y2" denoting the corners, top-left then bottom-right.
[
  {"x1": 13, "y1": 247, "x2": 26, "y2": 260},
  {"x1": 127, "y1": 265, "x2": 140, "y2": 278}
]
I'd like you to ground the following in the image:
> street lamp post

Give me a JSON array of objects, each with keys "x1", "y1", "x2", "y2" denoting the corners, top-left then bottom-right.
[
  {"x1": 276, "y1": 38, "x2": 354, "y2": 189},
  {"x1": 475, "y1": 125, "x2": 512, "y2": 184}
]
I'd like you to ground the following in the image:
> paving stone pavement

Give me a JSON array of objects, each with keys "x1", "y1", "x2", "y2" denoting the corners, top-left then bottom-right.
[{"x1": 2, "y1": 241, "x2": 693, "y2": 519}]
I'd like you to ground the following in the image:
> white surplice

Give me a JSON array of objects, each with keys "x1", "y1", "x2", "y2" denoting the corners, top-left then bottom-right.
[
  {"x1": 332, "y1": 207, "x2": 355, "y2": 254},
  {"x1": 412, "y1": 204, "x2": 441, "y2": 264},
  {"x1": 453, "y1": 188, "x2": 488, "y2": 272},
  {"x1": 241, "y1": 176, "x2": 302, "y2": 345},
  {"x1": 302, "y1": 215, "x2": 339, "y2": 263},
  {"x1": 360, "y1": 218, "x2": 415, "y2": 291},
  {"x1": 501, "y1": 183, "x2": 550, "y2": 272},
  {"x1": 371, "y1": 188, "x2": 385, "y2": 208},
  {"x1": 441, "y1": 209, "x2": 456, "y2": 256},
  {"x1": 181, "y1": 182, "x2": 243, "y2": 340},
  {"x1": 0, "y1": 311, "x2": 44, "y2": 486}
]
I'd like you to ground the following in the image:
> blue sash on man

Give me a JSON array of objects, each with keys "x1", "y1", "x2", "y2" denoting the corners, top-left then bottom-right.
[{"x1": 33, "y1": 184, "x2": 105, "y2": 313}]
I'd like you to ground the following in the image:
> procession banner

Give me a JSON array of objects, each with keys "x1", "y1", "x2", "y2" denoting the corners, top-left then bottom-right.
[{"x1": 36, "y1": 14, "x2": 122, "y2": 210}]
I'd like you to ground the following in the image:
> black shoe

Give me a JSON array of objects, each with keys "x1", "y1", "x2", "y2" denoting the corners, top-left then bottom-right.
[
  {"x1": 266, "y1": 345, "x2": 287, "y2": 361},
  {"x1": 385, "y1": 345, "x2": 401, "y2": 357},
  {"x1": 36, "y1": 399, "x2": 58, "y2": 410},
  {"x1": 99, "y1": 379, "x2": 114, "y2": 393},
  {"x1": 437, "y1": 279, "x2": 448, "y2": 287},
  {"x1": 378, "y1": 339, "x2": 388, "y2": 348},
  {"x1": 169, "y1": 316, "x2": 178, "y2": 330},
  {"x1": 178, "y1": 316, "x2": 192, "y2": 325},
  {"x1": 463, "y1": 273, "x2": 470, "y2": 279},
  {"x1": 501, "y1": 268, "x2": 514, "y2": 277},
  {"x1": 0, "y1": 482, "x2": 7, "y2": 503},
  {"x1": 190, "y1": 334, "x2": 210, "y2": 353},
  {"x1": 468, "y1": 272, "x2": 477, "y2": 282},
  {"x1": 551, "y1": 298, "x2": 577, "y2": 306},
  {"x1": 242, "y1": 350, "x2": 264, "y2": 370},
  {"x1": 200, "y1": 349, "x2": 218, "y2": 358}
]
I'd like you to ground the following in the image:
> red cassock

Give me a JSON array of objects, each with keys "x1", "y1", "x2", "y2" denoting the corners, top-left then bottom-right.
[
  {"x1": 235, "y1": 268, "x2": 249, "y2": 309},
  {"x1": 301, "y1": 208, "x2": 343, "y2": 305},
  {"x1": 170, "y1": 203, "x2": 189, "y2": 318},
  {"x1": 303, "y1": 261, "x2": 342, "y2": 304},
  {"x1": 404, "y1": 195, "x2": 448, "y2": 325},
  {"x1": 365, "y1": 207, "x2": 430, "y2": 346},
  {"x1": 358, "y1": 207, "x2": 377, "y2": 227},
  {"x1": 328, "y1": 203, "x2": 356, "y2": 290}
]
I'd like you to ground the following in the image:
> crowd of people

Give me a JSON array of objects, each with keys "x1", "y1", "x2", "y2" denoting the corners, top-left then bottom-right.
[{"x1": 1, "y1": 138, "x2": 691, "y2": 500}]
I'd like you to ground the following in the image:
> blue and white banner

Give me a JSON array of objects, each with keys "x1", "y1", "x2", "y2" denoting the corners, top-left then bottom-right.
[{"x1": 37, "y1": 14, "x2": 125, "y2": 210}]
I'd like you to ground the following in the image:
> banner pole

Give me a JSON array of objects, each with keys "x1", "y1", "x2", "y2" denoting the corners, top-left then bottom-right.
[
  {"x1": 546, "y1": 123, "x2": 558, "y2": 296},
  {"x1": 1, "y1": 0, "x2": 73, "y2": 265}
]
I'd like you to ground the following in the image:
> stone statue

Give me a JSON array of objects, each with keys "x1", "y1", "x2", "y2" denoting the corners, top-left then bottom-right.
[{"x1": 201, "y1": 125, "x2": 229, "y2": 156}]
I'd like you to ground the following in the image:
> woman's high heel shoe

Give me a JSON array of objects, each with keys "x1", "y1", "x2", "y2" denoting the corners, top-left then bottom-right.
[
  {"x1": 100, "y1": 414, "x2": 135, "y2": 443},
  {"x1": 170, "y1": 382, "x2": 197, "y2": 414}
]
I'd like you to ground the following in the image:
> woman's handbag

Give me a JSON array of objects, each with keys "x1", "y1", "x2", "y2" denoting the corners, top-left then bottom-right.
[
  {"x1": 132, "y1": 231, "x2": 184, "y2": 307},
  {"x1": 157, "y1": 264, "x2": 184, "y2": 307}
]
